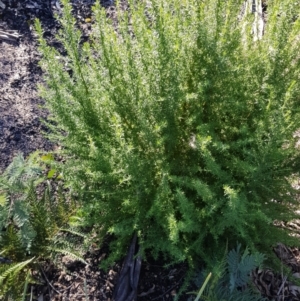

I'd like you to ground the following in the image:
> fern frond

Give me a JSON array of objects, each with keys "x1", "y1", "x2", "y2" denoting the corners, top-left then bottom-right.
[
  {"x1": 192, "y1": 244, "x2": 266, "y2": 301},
  {"x1": 1, "y1": 225, "x2": 25, "y2": 261},
  {"x1": 227, "y1": 243, "x2": 265, "y2": 293},
  {"x1": 59, "y1": 228, "x2": 87, "y2": 238},
  {"x1": 0, "y1": 153, "x2": 86, "y2": 299},
  {"x1": 1, "y1": 153, "x2": 43, "y2": 192},
  {"x1": 0, "y1": 258, "x2": 34, "y2": 284},
  {"x1": 0, "y1": 198, "x2": 9, "y2": 230},
  {"x1": 0, "y1": 258, "x2": 35, "y2": 301},
  {"x1": 48, "y1": 247, "x2": 88, "y2": 265}
]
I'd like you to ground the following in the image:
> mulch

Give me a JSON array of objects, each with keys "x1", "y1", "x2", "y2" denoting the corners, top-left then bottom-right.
[{"x1": 1, "y1": 0, "x2": 300, "y2": 300}]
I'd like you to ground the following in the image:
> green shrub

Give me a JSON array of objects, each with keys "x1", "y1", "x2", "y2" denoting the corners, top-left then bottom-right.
[
  {"x1": 35, "y1": 0, "x2": 300, "y2": 267},
  {"x1": 0, "y1": 153, "x2": 87, "y2": 300}
]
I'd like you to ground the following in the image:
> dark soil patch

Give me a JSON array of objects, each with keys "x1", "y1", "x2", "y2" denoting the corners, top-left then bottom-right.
[
  {"x1": 0, "y1": 22, "x2": 52, "y2": 171},
  {"x1": 34, "y1": 247, "x2": 189, "y2": 301}
]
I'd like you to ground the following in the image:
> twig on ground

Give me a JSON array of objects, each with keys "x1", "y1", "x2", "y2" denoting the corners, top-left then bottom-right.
[
  {"x1": 39, "y1": 264, "x2": 63, "y2": 296},
  {"x1": 277, "y1": 275, "x2": 288, "y2": 296},
  {"x1": 0, "y1": 30, "x2": 21, "y2": 42},
  {"x1": 138, "y1": 284, "x2": 156, "y2": 297}
]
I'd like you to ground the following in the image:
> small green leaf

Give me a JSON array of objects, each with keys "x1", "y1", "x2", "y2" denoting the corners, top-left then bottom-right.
[
  {"x1": 47, "y1": 169, "x2": 56, "y2": 179},
  {"x1": 56, "y1": 173, "x2": 63, "y2": 180},
  {"x1": 0, "y1": 193, "x2": 7, "y2": 206},
  {"x1": 195, "y1": 272, "x2": 212, "y2": 301},
  {"x1": 41, "y1": 154, "x2": 54, "y2": 162}
]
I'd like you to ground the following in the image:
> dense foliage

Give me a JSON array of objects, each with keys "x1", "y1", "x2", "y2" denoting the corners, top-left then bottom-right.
[{"x1": 35, "y1": 0, "x2": 300, "y2": 267}]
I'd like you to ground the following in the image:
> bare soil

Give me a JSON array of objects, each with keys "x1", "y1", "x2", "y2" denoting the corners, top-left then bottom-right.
[{"x1": 0, "y1": 12, "x2": 52, "y2": 171}]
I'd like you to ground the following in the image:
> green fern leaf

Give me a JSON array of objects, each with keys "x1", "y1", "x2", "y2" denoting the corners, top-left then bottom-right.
[
  {"x1": 0, "y1": 257, "x2": 34, "y2": 285},
  {"x1": 47, "y1": 247, "x2": 88, "y2": 265}
]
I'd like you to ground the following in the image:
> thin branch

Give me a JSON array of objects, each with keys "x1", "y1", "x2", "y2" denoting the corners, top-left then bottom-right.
[
  {"x1": 0, "y1": 30, "x2": 21, "y2": 42},
  {"x1": 39, "y1": 264, "x2": 63, "y2": 296}
]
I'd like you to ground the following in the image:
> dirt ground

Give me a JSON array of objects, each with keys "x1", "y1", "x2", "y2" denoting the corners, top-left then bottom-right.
[
  {"x1": 0, "y1": 6, "x2": 51, "y2": 171},
  {"x1": 1, "y1": 0, "x2": 300, "y2": 300}
]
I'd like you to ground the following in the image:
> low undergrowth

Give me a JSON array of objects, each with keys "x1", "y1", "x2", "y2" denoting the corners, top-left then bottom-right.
[
  {"x1": 188, "y1": 243, "x2": 266, "y2": 301},
  {"x1": 0, "y1": 153, "x2": 87, "y2": 300}
]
